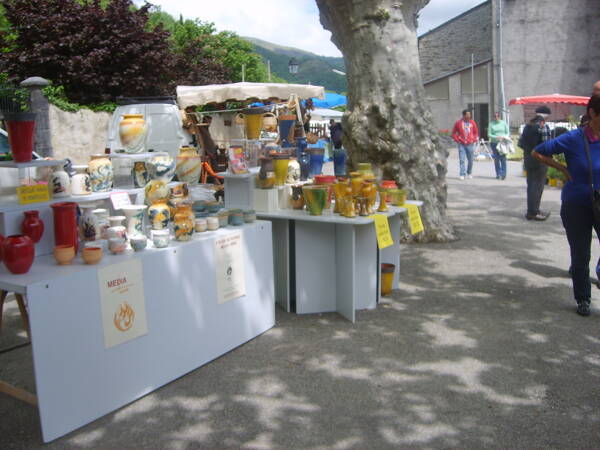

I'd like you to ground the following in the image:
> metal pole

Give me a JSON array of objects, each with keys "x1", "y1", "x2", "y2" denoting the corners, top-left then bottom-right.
[
  {"x1": 497, "y1": 0, "x2": 508, "y2": 125},
  {"x1": 267, "y1": 60, "x2": 271, "y2": 82},
  {"x1": 242, "y1": 64, "x2": 245, "y2": 82},
  {"x1": 471, "y1": 53, "x2": 476, "y2": 124}
]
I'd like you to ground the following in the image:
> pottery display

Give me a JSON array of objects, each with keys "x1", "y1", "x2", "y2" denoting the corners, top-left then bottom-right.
[
  {"x1": 88, "y1": 154, "x2": 113, "y2": 193},
  {"x1": 147, "y1": 153, "x2": 175, "y2": 182},
  {"x1": 71, "y1": 165, "x2": 92, "y2": 195},
  {"x1": 120, "y1": 204, "x2": 147, "y2": 238},
  {"x1": 148, "y1": 199, "x2": 171, "y2": 230},
  {"x1": 50, "y1": 166, "x2": 71, "y2": 198},
  {"x1": 341, "y1": 185, "x2": 357, "y2": 218},
  {"x1": 217, "y1": 209, "x2": 230, "y2": 228},
  {"x1": 290, "y1": 185, "x2": 305, "y2": 210},
  {"x1": 377, "y1": 187, "x2": 389, "y2": 212},
  {"x1": 169, "y1": 182, "x2": 189, "y2": 200},
  {"x1": 306, "y1": 147, "x2": 325, "y2": 178},
  {"x1": 173, "y1": 203, "x2": 194, "y2": 241},
  {"x1": 238, "y1": 108, "x2": 268, "y2": 139},
  {"x1": 108, "y1": 237, "x2": 127, "y2": 254},
  {"x1": 262, "y1": 112, "x2": 278, "y2": 132},
  {"x1": 82, "y1": 246, "x2": 103, "y2": 265},
  {"x1": 272, "y1": 153, "x2": 290, "y2": 187},
  {"x1": 175, "y1": 146, "x2": 202, "y2": 185},
  {"x1": 287, "y1": 159, "x2": 300, "y2": 184},
  {"x1": 333, "y1": 181, "x2": 348, "y2": 214},
  {"x1": 51, "y1": 202, "x2": 79, "y2": 252},
  {"x1": 390, "y1": 188, "x2": 408, "y2": 206},
  {"x1": 132, "y1": 161, "x2": 149, "y2": 188},
  {"x1": 314, "y1": 175, "x2": 336, "y2": 209},
  {"x1": 357, "y1": 197, "x2": 369, "y2": 216},
  {"x1": 298, "y1": 152, "x2": 310, "y2": 181},
  {"x1": 2, "y1": 235, "x2": 35, "y2": 274},
  {"x1": 357, "y1": 162, "x2": 375, "y2": 179},
  {"x1": 381, "y1": 263, "x2": 395, "y2": 296},
  {"x1": 333, "y1": 148, "x2": 347, "y2": 177},
  {"x1": 361, "y1": 182, "x2": 377, "y2": 214},
  {"x1": 278, "y1": 115, "x2": 296, "y2": 147},
  {"x1": 130, "y1": 235, "x2": 148, "y2": 252},
  {"x1": 380, "y1": 180, "x2": 397, "y2": 202},
  {"x1": 350, "y1": 172, "x2": 365, "y2": 196},
  {"x1": 21, "y1": 210, "x2": 44, "y2": 243},
  {"x1": 152, "y1": 229, "x2": 170, "y2": 248},
  {"x1": 5, "y1": 112, "x2": 36, "y2": 162},
  {"x1": 302, "y1": 185, "x2": 327, "y2": 216},
  {"x1": 106, "y1": 216, "x2": 127, "y2": 240},
  {"x1": 144, "y1": 179, "x2": 170, "y2": 206},
  {"x1": 79, "y1": 203, "x2": 99, "y2": 242},
  {"x1": 53, "y1": 244, "x2": 75, "y2": 265},
  {"x1": 207, "y1": 216, "x2": 219, "y2": 231},
  {"x1": 93, "y1": 208, "x2": 110, "y2": 240},
  {"x1": 119, "y1": 114, "x2": 147, "y2": 153},
  {"x1": 256, "y1": 157, "x2": 275, "y2": 189},
  {"x1": 243, "y1": 210, "x2": 256, "y2": 223},
  {"x1": 195, "y1": 218, "x2": 207, "y2": 233},
  {"x1": 228, "y1": 209, "x2": 244, "y2": 226}
]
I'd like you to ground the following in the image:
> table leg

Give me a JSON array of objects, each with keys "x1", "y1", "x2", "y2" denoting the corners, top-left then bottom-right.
[
  {"x1": 0, "y1": 379, "x2": 37, "y2": 406},
  {"x1": 14, "y1": 294, "x2": 31, "y2": 341},
  {"x1": 0, "y1": 290, "x2": 7, "y2": 332}
]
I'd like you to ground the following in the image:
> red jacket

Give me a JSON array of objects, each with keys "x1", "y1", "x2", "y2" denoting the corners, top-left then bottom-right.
[{"x1": 452, "y1": 119, "x2": 479, "y2": 145}]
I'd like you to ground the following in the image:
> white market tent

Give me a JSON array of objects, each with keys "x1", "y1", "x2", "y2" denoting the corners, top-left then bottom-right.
[
  {"x1": 311, "y1": 107, "x2": 343, "y2": 121},
  {"x1": 177, "y1": 82, "x2": 325, "y2": 108}
]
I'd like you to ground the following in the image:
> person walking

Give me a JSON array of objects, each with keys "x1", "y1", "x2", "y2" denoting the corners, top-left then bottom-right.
[
  {"x1": 329, "y1": 119, "x2": 343, "y2": 149},
  {"x1": 519, "y1": 113, "x2": 552, "y2": 220},
  {"x1": 488, "y1": 112, "x2": 510, "y2": 180},
  {"x1": 532, "y1": 95, "x2": 600, "y2": 316},
  {"x1": 451, "y1": 109, "x2": 479, "y2": 180}
]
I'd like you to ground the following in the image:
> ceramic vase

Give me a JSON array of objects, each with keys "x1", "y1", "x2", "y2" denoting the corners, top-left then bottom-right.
[
  {"x1": 50, "y1": 166, "x2": 71, "y2": 198},
  {"x1": 272, "y1": 154, "x2": 290, "y2": 186},
  {"x1": 306, "y1": 147, "x2": 325, "y2": 178},
  {"x1": 4, "y1": 112, "x2": 36, "y2": 163},
  {"x1": 88, "y1": 154, "x2": 113, "y2": 192},
  {"x1": 119, "y1": 114, "x2": 147, "y2": 153},
  {"x1": 290, "y1": 185, "x2": 305, "y2": 210},
  {"x1": 333, "y1": 182, "x2": 348, "y2": 214},
  {"x1": 175, "y1": 146, "x2": 202, "y2": 185},
  {"x1": 93, "y1": 208, "x2": 110, "y2": 240},
  {"x1": 148, "y1": 199, "x2": 171, "y2": 230},
  {"x1": 295, "y1": 137, "x2": 307, "y2": 159},
  {"x1": 120, "y1": 205, "x2": 147, "y2": 238},
  {"x1": 380, "y1": 180, "x2": 397, "y2": 202},
  {"x1": 71, "y1": 165, "x2": 92, "y2": 195},
  {"x1": 256, "y1": 157, "x2": 275, "y2": 189},
  {"x1": 302, "y1": 185, "x2": 327, "y2": 216},
  {"x1": 107, "y1": 216, "x2": 127, "y2": 240},
  {"x1": 298, "y1": 153, "x2": 310, "y2": 181},
  {"x1": 2, "y1": 235, "x2": 34, "y2": 274},
  {"x1": 108, "y1": 238, "x2": 127, "y2": 255},
  {"x1": 357, "y1": 162, "x2": 375, "y2": 178},
  {"x1": 173, "y1": 203, "x2": 194, "y2": 241},
  {"x1": 132, "y1": 161, "x2": 149, "y2": 188},
  {"x1": 286, "y1": 159, "x2": 300, "y2": 184},
  {"x1": 147, "y1": 153, "x2": 175, "y2": 182},
  {"x1": 381, "y1": 263, "x2": 395, "y2": 296},
  {"x1": 51, "y1": 202, "x2": 79, "y2": 252},
  {"x1": 333, "y1": 148, "x2": 347, "y2": 177},
  {"x1": 144, "y1": 179, "x2": 170, "y2": 206},
  {"x1": 278, "y1": 115, "x2": 296, "y2": 147},
  {"x1": 240, "y1": 108, "x2": 266, "y2": 140},
  {"x1": 377, "y1": 188, "x2": 389, "y2": 212},
  {"x1": 79, "y1": 203, "x2": 99, "y2": 242},
  {"x1": 21, "y1": 210, "x2": 44, "y2": 243},
  {"x1": 314, "y1": 175, "x2": 336, "y2": 209}
]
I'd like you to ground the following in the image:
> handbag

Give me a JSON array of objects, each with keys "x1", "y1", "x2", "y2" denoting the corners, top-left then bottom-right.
[{"x1": 581, "y1": 129, "x2": 600, "y2": 223}]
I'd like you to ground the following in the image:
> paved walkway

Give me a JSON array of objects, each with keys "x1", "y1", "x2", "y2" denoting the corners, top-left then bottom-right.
[{"x1": 2, "y1": 152, "x2": 600, "y2": 448}]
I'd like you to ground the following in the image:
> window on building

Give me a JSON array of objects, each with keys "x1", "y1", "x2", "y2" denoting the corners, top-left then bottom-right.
[
  {"x1": 424, "y1": 78, "x2": 449, "y2": 100},
  {"x1": 460, "y1": 64, "x2": 488, "y2": 94}
]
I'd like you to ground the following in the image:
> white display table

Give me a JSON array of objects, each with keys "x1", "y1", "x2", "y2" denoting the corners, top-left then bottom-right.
[
  {"x1": 258, "y1": 206, "x2": 407, "y2": 322},
  {"x1": 0, "y1": 222, "x2": 275, "y2": 442}
]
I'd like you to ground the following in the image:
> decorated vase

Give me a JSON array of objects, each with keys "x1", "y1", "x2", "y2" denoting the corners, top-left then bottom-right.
[
  {"x1": 71, "y1": 165, "x2": 92, "y2": 195},
  {"x1": 79, "y1": 203, "x2": 99, "y2": 242},
  {"x1": 88, "y1": 154, "x2": 113, "y2": 193},
  {"x1": 144, "y1": 179, "x2": 170, "y2": 206},
  {"x1": 2, "y1": 235, "x2": 35, "y2": 274},
  {"x1": 302, "y1": 185, "x2": 327, "y2": 216},
  {"x1": 175, "y1": 146, "x2": 202, "y2": 185},
  {"x1": 4, "y1": 112, "x2": 36, "y2": 163},
  {"x1": 120, "y1": 204, "x2": 147, "y2": 238},
  {"x1": 132, "y1": 161, "x2": 149, "y2": 188},
  {"x1": 298, "y1": 152, "x2": 310, "y2": 181},
  {"x1": 333, "y1": 148, "x2": 347, "y2": 177},
  {"x1": 50, "y1": 166, "x2": 71, "y2": 198},
  {"x1": 107, "y1": 216, "x2": 127, "y2": 240},
  {"x1": 93, "y1": 208, "x2": 110, "y2": 240},
  {"x1": 147, "y1": 153, "x2": 175, "y2": 182},
  {"x1": 21, "y1": 210, "x2": 44, "y2": 244},
  {"x1": 51, "y1": 202, "x2": 79, "y2": 252},
  {"x1": 272, "y1": 153, "x2": 290, "y2": 187},
  {"x1": 173, "y1": 203, "x2": 194, "y2": 241},
  {"x1": 119, "y1": 114, "x2": 147, "y2": 153},
  {"x1": 148, "y1": 199, "x2": 171, "y2": 230}
]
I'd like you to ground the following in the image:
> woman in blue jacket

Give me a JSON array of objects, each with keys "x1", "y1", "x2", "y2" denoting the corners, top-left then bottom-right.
[{"x1": 532, "y1": 95, "x2": 600, "y2": 316}]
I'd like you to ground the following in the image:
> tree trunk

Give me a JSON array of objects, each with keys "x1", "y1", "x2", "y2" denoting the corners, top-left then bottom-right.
[{"x1": 316, "y1": 0, "x2": 455, "y2": 242}]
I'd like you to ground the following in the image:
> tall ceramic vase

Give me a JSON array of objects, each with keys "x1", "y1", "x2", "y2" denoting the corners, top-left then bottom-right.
[
  {"x1": 175, "y1": 146, "x2": 202, "y2": 185},
  {"x1": 88, "y1": 154, "x2": 113, "y2": 192},
  {"x1": 278, "y1": 115, "x2": 296, "y2": 147},
  {"x1": 21, "y1": 210, "x2": 44, "y2": 243},
  {"x1": 306, "y1": 147, "x2": 325, "y2": 178},
  {"x1": 50, "y1": 166, "x2": 71, "y2": 198},
  {"x1": 51, "y1": 202, "x2": 79, "y2": 252},
  {"x1": 79, "y1": 203, "x2": 99, "y2": 242},
  {"x1": 119, "y1": 114, "x2": 147, "y2": 153},
  {"x1": 4, "y1": 112, "x2": 36, "y2": 163},
  {"x1": 333, "y1": 148, "x2": 347, "y2": 177},
  {"x1": 2, "y1": 235, "x2": 34, "y2": 274},
  {"x1": 148, "y1": 199, "x2": 171, "y2": 230},
  {"x1": 120, "y1": 205, "x2": 147, "y2": 238},
  {"x1": 272, "y1": 154, "x2": 290, "y2": 186},
  {"x1": 302, "y1": 185, "x2": 327, "y2": 216},
  {"x1": 173, "y1": 203, "x2": 194, "y2": 242}
]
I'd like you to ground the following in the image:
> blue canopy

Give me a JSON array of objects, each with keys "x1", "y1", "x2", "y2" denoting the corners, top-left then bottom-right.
[{"x1": 311, "y1": 92, "x2": 346, "y2": 109}]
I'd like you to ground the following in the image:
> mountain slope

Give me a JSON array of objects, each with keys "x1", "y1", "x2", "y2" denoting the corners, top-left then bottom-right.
[{"x1": 244, "y1": 37, "x2": 347, "y2": 94}]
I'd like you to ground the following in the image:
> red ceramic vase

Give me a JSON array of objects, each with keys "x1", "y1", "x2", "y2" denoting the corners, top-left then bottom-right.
[
  {"x1": 51, "y1": 202, "x2": 79, "y2": 253},
  {"x1": 21, "y1": 210, "x2": 44, "y2": 243},
  {"x1": 5, "y1": 113, "x2": 36, "y2": 163},
  {"x1": 2, "y1": 235, "x2": 35, "y2": 274}
]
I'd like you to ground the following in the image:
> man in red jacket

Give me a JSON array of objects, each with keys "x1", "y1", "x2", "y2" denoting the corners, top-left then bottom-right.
[{"x1": 451, "y1": 109, "x2": 479, "y2": 180}]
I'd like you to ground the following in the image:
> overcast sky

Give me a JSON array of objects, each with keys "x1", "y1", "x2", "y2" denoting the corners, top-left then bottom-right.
[{"x1": 141, "y1": 0, "x2": 487, "y2": 57}]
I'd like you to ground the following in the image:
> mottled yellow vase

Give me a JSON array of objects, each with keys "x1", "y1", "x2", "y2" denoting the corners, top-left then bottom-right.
[
  {"x1": 174, "y1": 203, "x2": 194, "y2": 241},
  {"x1": 175, "y1": 146, "x2": 202, "y2": 185},
  {"x1": 119, "y1": 114, "x2": 147, "y2": 153}
]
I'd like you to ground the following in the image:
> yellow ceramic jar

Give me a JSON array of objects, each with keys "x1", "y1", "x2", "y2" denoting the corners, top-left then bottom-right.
[
  {"x1": 119, "y1": 114, "x2": 147, "y2": 153},
  {"x1": 175, "y1": 146, "x2": 202, "y2": 185},
  {"x1": 174, "y1": 203, "x2": 194, "y2": 241}
]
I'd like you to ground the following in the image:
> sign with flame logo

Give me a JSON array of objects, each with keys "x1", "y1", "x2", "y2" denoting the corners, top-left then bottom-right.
[
  {"x1": 214, "y1": 230, "x2": 246, "y2": 304},
  {"x1": 98, "y1": 259, "x2": 148, "y2": 348}
]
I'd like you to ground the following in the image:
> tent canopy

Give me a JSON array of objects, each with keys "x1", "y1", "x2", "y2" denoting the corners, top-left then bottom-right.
[
  {"x1": 509, "y1": 93, "x2": 590, "y2": 106},
  {"x1": 310, "y1": 107, "x2": 343, "y2": 121},
  {"x1": 311, "y1": 92, "x2": 347, "y2": 109},
  {"x1": 177, "y1": 82, "x2": 325, "y2": 109}
]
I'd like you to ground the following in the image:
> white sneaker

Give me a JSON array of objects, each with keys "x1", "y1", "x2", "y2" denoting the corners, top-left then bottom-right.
[
  {"x1": 459, "y1": 176, "x2": 465, "y2": 180},
  {"x1": 467, "y1": 174, "x2": 473, "y2": 179}
]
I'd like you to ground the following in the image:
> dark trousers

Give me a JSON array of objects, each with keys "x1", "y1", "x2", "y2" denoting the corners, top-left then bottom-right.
[
  {"x1": 491, "y1": 142, "x2": 507, "y2": 178},
  {"x1": 526, "y1": 165, "x2": 548, "y2": 216},
  {"x1": 561, "y1": 201, "x2": 600, "y2": 303}
]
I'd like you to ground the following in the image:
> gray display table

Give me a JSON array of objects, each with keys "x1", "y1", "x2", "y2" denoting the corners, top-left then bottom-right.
[
  {"x1": 0, "y1": 222, "x2": 274, "y2": 442},
  {"x1": 258, "y1": 206, "x2": 407, "y2": 322}
]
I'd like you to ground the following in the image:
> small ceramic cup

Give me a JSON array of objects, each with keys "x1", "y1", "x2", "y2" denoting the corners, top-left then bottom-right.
[
  {"x1": 207, "y1": 216, "x2": 219, "y2": 231},
  {"x1": 54, "y1": 245, "x2": 75, "y2": 265},
  {"x1": 195, "y1": 218, "x2": 208, "y2": 233},
  {"x1": 243, "y1": 209, "x2": 256, "y2": 223},
  {"x1": 82, "y1": 246, "x2": 103, "y2": 265},
  {"x1": 228, "y1": 209, "x2": 244, "y2": 226},
  {"x1": 130, "y1": 235, "x2": 148, "y2": 252},
  {"x1": 217, "y1": 209, "x2": 229, "y2": 228},
  {"x1": 108, "y1": 237, "x2": 127, "y2": 255},
  {"x1": 152, "y1": 229, "x2": 170, "y2": 248}
]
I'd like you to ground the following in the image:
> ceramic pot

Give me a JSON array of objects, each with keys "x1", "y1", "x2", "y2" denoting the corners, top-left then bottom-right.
[
  {"x1": 144, "y1": 179, "x2": 170, "y2": 206},
  {"x1": 108, "y1": 237, "x2": 127, "y2": 255},
  {"x1": 50, "y1": 166, "x2": 71, "y2": 198},
  {"x1": 4, "y1": 112, "x2": 36, "y2": 162},
  {"x1": 298, "y1": 152, "x2": 310, "y2": 181},
  {"x1": 79, "y1": 203, "x2": 99, "y2": 242},
  {"x1": 390, "y1": 188, "x2": 407, "y2": 206},
  {"x1": 119, "y1": 114, "x2": 147, "y2": 153},
  {"x1": 306, "y1": 147, "x2": 325, "y2": 178},
  {"x1": 130, "y1": 235, "x2": 147, "y2": 252},
  {"x1": 132, "y1": 161, "x2": 149, "y2": 188},
  {"x1": 314, "y1": 175, "x2": 336, "y2": 209},
  {"x1": 341, "y1": 190, "x2": 357, "y2": 218},
  {"x1": 243, "y1": 210, "x2": 256, "y2": 223},
  {"x1": 333, "y1": 148, "x2": 347, "y2": 177},
  {"x1": 51, "y1": 202, "x2": 79, "y2": 252},
  {"x1": 333, "y1": 181, "x2": 348, "y2": 214},
  {"x1": 82, "y1": 246, "x2": 103, "y2": 265},
  {"x1": 218, "y1": 209, "x2": 230, "y2": 228},
  {"x1": 195, "y1": 218, "x2": 207, "y2": 233},
  {"x1": 120, "y1": 205, "x2": 147, "y2": 238},
  {"x1": 173, "y1": 203, "x2": 194, "y2": 241},
  {"x1": 71, "y1": 165, "x2": 92, "y2": 195},
  {"x1": 358, "y1": 162, "x2": 375, "y2": 178},
  {"x1": 302, "y1": 185, "x2": 327, "y2": 216},
  {"x1": 350, "y1": 172, "x2": 364, "y2": 196},
  {"x1": 357, "y1": 197, "x2": 369, "y2": 216},
  {"x1": 169, "y1": 182, "x2": 189, "y2": 200},
  {"x1": 287, "y1": 159, "x2": 300, "y2": 184},
  {"x1": 228, "y1": 209, "x2": 244, "y2": 226},
  {"x1": 147, "y1": 153, "x2": 175, "y2": 182},
  {"x1": 21, "y1": 210, "x2": 44, "y2": 243},
  {"x1": 207, "y1": 216, "x2": 219, "y2": 231},
  {"x1": 239, "y1": 108, "x2": 267, "y2": 139},
  {"x1": 262, "y1": 112, "x2": 278, "y2": 132},
  {"x1": 272, "y1": 154, "x2": 290, "y2": 187},
  {"x1": 295, "y1": 137, "x2": 307, "y2": 159},
  {"x1": 88, "y1": 154, "x2": 113, "y2": 192},
  {"x1": 256, "y1": 157, "x2": 275, "y2": 189},
  {"x1": 152, "y1": 229, "x2": 170, "y2": 248},
  {"x1": 278, "y1": 115, "x2": 296, "y2": 147},
  {"x1": 93, "y1": 208, "x2": 110, "y2": 240},
  {"x1": 381, "y1": 263, "x2": 395, "y2": 296},
  {"x1": 2, "y1": 235, "x2": 34, "y2": 274},
  {"x1": 148, "y1": 199, "x2": 171, "y2": 230},
  {"x1": 106, "y1": 216, "x2": 127, "y2": 240},
  {"x1": 380, "y1": 180, "x2": 397, "y2": 202},
  {"x1": 290, "y1": 185, "x2": 305, "y2": 210},
  {"x1": 361, "y1": 182, "x2": 377, "y2": 214},
  {"x1": 175, "y1": 146, "x2": 202, "y2": 185},
  {"x1": 53, "y1": 244, "x2": 75, "y2": 265},
  {"x1": 377, "y1": 188, "x2": 389, "y2": 212}
]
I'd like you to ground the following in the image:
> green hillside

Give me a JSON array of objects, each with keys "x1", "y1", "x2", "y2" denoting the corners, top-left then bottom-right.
[{"x1": 244, "y1": 37, "x2": 347, "y2": 94}]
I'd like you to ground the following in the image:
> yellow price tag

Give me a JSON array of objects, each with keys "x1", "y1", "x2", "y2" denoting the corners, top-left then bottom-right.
[
  {"x1": 406, "y1": 204, "x2": 424, "y2": 234},
  {"x1": 369, "y1": 214, "x2": 394, "y2": 249},
  {"x1": 16, "y1": 184, "x2": 50, "y2": 205}
]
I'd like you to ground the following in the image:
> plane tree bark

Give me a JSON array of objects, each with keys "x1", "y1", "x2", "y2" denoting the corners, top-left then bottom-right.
[{"x1": 316, "y1": 0, "x2": 455, "y2": 242}]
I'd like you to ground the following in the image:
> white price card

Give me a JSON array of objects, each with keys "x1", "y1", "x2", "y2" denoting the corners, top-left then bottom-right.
[
  {"x1": 214, "y1": 231, "x2": 246, "y2": 304},
  {"x1": 110, "y1": 191, "x2": 132, "y2": 211}
]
